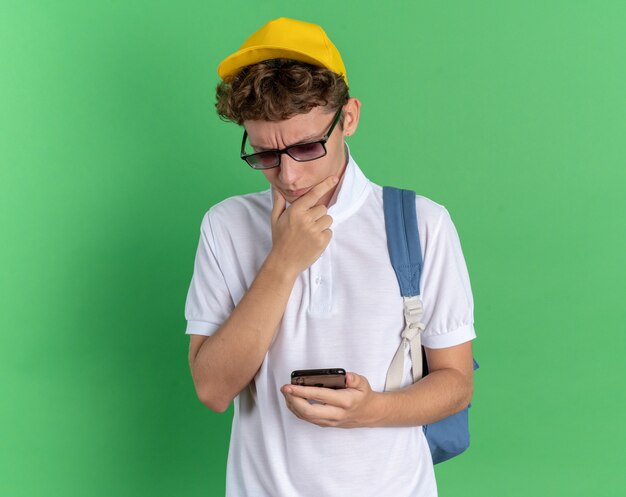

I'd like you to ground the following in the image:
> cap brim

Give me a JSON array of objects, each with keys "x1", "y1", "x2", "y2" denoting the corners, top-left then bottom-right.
[{"x1": 217, "y1": 45, "x2": 347, "y2": 84}]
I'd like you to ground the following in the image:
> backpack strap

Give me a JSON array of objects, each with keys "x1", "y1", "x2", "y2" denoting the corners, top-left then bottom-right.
[
  {"x1": 383, "y1": 187, "x2": 425, "y2": 391},
  {"x1": 383, "y1": 187, "x2": 479, "y2": 464}
]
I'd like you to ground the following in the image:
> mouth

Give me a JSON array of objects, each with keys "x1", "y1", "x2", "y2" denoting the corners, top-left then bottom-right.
[{"x1": 284, "y1": 187, "x2": 312, "y2": 197}]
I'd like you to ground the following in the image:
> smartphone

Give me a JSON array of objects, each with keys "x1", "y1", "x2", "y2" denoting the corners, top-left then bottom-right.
[{"x1": 291, "y1": 368, "x2": 347, "y2": 389}]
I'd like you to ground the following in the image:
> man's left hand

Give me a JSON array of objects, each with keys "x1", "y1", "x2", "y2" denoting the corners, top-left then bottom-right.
[{"x1": 280, "y1": 372, "x2": 382, "y2": 428}]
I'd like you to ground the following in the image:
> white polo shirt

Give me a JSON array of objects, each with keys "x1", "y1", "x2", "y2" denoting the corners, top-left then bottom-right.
[{"x1": 185, "y1": 145, "x2": 476, "y2": 497}]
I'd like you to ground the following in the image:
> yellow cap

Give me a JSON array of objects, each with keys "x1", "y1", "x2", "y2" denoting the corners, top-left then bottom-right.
[{"x1": 217, "y1": 17, "x2": 348, "y2": 86}]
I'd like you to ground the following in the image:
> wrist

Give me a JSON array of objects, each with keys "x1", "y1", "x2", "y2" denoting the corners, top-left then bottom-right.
[
  {"x1": 367, "y1": 391, "x2": 390, "y2": 428},
  {"x1": 263, "y1": 250, "x2": 300, "y2": 284}
]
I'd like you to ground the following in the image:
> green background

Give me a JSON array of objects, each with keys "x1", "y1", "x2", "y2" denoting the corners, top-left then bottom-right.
[{"x1": 1, "y1": 1, "x2": 625, "y2": 495}]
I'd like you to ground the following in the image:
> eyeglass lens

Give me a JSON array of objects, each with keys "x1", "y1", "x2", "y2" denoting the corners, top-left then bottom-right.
[{"x1": 247, "y1": 142, "x2": 326, "y2": 169}]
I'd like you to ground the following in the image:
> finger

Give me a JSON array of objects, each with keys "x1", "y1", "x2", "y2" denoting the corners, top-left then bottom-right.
[
  {"x1": 296, "y1": 176, "x2": 339, "y2": 209},
  {"x1": 346, "y1": 372, "x2": 368, "y2": 392},
  {"x1": 288, "y1": 385, "x2": 347, "y2": 408},
  {"x1": 287, "y1": 396, "x2": 312, "y2": 418},
  {"x1": 284, "y1": 390, "x2": 348, "y2": 427},
  {"x1": 346, "y1": 372, "x2": 359, "y2": 388},
  {"x1": 308, "y1": 204, "x2": 328, "y2": 222},
  {"x1": 284, "y1": 395, "x2": 307, "y2": 420},
  {"x1": 288, "y1": 394, "x2": 319, "y2": 410},
  {"x1": 271, "y1": 188, "x2": 286, "y2": 225},
  {"x1": 288, "y1": 395, "x2": 343, "y2": 422},
  {"x1": 314, "y1": 214, "x2": 334, "y2": 231}
]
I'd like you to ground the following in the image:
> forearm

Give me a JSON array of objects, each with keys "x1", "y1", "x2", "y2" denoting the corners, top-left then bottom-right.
[
  {"x1": 369, "y1": 368, "x2": 473, "y2": 427},
  {"x1": 191, "y1": 252, "x2": 297, "y2": 411}
]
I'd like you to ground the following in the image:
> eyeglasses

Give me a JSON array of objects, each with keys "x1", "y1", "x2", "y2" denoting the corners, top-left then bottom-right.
[{"x1": 240, "y1": 108, "x2": 343, "y2": 170}]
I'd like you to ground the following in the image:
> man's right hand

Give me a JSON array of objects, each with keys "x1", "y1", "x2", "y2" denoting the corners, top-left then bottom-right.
[{"x1": 269, "y1": 176, "x2": 339, "y2": 278}]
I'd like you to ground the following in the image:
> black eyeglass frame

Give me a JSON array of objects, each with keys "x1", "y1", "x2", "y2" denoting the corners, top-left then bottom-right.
[{"x1": 240, "y1": 107, "x2": 343, "y2": 170}]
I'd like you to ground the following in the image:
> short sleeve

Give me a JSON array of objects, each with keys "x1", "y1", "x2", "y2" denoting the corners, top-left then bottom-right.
[
  {"x1": 184, "y1": 210, "x2": 235, "y2": 336},
  {"x1": 420, "y1": 207, "x2": 476, "y2": 349}
]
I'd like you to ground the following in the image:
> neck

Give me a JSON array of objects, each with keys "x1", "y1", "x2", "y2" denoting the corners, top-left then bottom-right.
[{"x1": 321, "y1": 144, "x2": 350, "y2": 207}]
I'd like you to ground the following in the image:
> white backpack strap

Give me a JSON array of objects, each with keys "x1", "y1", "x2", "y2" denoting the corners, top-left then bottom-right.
[{"x1": 384, "y1": 295, "x2": 426, "y2": 391}]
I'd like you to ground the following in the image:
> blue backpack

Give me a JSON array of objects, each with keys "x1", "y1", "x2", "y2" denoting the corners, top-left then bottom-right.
[{"x1": 382, "y1": 187, "x2": 479, "y2": 464}]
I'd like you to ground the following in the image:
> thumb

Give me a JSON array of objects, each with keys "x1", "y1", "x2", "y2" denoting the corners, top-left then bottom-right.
[
  {"x1": 271, "y1": 187, "x2": 286, "y2": 225},
  {"x1": 346, "y1": 372, "x2": 362, "y2": 389}
]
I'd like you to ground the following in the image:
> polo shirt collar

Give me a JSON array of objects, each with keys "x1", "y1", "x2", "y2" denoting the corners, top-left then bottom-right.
[
  {"x1": 274, "y1": 142, "x2": 371, "y2": 225},
  {"x1": 326, "y1": 142, "x2": 372, "y2": 225}
]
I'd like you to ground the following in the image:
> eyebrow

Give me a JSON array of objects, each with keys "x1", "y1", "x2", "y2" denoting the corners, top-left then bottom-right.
[{"x1": 249, "y1": 132, "x2": 321, "y2": 152}]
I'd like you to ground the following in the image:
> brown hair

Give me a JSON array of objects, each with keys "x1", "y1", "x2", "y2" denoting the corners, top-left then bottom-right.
[{"x1": 215, "y1": 58, "x2": 350, "y2": 127}]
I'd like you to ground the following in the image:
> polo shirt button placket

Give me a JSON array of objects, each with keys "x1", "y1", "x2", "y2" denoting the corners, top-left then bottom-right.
[{"x1": 308, "y1": 246, "x2": 333, "y2": 315}]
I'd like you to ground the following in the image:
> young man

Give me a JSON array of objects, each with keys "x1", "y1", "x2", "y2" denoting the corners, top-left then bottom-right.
[{"x1": 185, "y1": 17, "x2": 476, "y2": 497}]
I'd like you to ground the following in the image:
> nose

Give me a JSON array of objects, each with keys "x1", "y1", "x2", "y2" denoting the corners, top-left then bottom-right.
[{"x1": 277, "y1": 154, "x2": 302, "y2": 186}]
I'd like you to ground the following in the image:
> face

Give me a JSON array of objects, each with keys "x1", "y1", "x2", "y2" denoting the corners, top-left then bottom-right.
[{"x1": 243, "y1": 98, "x2": 361, "y2": 207}]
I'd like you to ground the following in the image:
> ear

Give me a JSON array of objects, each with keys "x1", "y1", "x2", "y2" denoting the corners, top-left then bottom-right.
[{"x1": 342, "y1": 97, "x2": 361, "y2": 137}]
